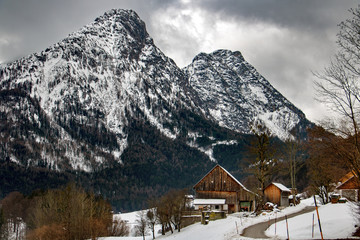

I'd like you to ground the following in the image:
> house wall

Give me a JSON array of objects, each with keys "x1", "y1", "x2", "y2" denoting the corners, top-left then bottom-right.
[
  {"x1": 264, "y1": 184, "x2": 281, "y2": 206},
  {"x1": 336, "y1": 173, "x2": 360, "y2": 202},
  {"x1": 339, "y1": 189, "x2": 359, "y2": 201},
  {"x1": 280, "y1": 192, "x2": 290, "y2": 207}
]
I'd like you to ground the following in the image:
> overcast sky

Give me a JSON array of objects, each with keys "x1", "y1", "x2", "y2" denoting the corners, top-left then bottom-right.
[{"x1": 0, "y1": 0, "x2": 358, "y2": 123}]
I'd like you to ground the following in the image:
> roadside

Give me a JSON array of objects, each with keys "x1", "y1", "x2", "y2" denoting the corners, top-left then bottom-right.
[
  {"x1": 105, "y1": 198, "x2": 357, "y2": 240},
  {"x1": 240, "y1": 206, "x2": 316, "y2": 239}
]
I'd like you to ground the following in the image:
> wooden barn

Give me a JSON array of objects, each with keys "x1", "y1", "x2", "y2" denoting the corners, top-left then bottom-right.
[
  {"x1": 193, "y1": 164, "x2": 256, "y2": 213},
  {"x1": 335, "y1": 171, "x2": 359, "y2": 202},
  {"x1": 264, "y1": 182, "x2": 291, "y2": 207}
]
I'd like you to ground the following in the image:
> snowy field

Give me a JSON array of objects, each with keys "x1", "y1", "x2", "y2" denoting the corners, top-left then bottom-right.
[
  {"x1": 102, "y1": 197, "x2": 358, "y2": 240},
  {"x1": 265, "y1": 200, "x2": 358, "y2": 239}
]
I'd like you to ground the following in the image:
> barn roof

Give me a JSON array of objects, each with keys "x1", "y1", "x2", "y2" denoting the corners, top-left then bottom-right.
[
  {"x1": 268, "y1": 182, "x2": 291, "y2": 192},
  {"x1": 193, "y1": 164, "x2": 252, "y2": 193},
  {"x1": 336, "y1": 171, "x2": 358, "y2": 189}
]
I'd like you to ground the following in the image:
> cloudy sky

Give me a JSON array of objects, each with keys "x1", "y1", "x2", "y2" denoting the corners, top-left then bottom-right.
[{"x1": 0, "y1": 0, "x2": 358, "y2": 122}]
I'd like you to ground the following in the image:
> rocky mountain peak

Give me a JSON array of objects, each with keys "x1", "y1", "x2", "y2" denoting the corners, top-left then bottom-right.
[
  {"x1": 184, "y1": 49, "x2": 309, "y2": 140},
  {"x1": 0, "y1": 9, "x2": 314, "y2": 211},
  {"x1": 0, "y1": 9, "x2": 192, "y2": 171},
  {"x1": 0, "y1": 9, "x2": 311, "y2": 174}
]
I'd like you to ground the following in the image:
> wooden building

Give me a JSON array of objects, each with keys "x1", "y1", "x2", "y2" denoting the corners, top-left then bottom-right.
[
  {"x1": 193, "y1": 164, "x2": 255, "y2": 213},
  {"x1": 335, "y1": 171, "x2": 359, "y2": 202},
  {"x1": 264, "y1": 182, "x2": 291, "y2": 207}
]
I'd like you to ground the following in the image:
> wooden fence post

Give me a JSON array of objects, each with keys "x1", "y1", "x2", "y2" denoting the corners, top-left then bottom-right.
[
  {"x1": 285, "y1": 215, "x2": 290, "y2": 240},
  {"x1": 312, "y1": 213, "x2": 314, "y2": 238},
  {"x1": 314, "y1": 195, "x2": 324, "y2": 240}
]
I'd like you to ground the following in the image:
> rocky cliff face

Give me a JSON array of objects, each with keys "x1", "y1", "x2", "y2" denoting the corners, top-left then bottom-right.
[
  {"x1": 0, "y1": 9, "x2": 312, "y2": 210},
  {"x1": 0, "y1": 9, "x2": 198, "y2": 171},
  {"x1": 183, "y1": 49, "x2": 308, "y2": 140}
]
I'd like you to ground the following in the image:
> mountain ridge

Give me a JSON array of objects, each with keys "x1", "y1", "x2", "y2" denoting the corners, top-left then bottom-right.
[
  {"x1": 183, "y1": 49, "x2": 308, "y2": 140},
  {"x1": 0, "y1": 9, "x2": 312, "y2": 210}
]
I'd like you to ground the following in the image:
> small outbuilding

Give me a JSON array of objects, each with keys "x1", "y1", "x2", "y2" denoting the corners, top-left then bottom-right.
[
  {"x1": 335, "y1": 171, "x2": 359, "y2": 202},
  {"x1": 264, "y1": 182, "x2": 291, "y2": 207}
]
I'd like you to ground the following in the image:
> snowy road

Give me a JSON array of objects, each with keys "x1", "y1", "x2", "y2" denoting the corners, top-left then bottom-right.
[{"x1": 241, "y1": 206, "x2": 315, "y2": 238}]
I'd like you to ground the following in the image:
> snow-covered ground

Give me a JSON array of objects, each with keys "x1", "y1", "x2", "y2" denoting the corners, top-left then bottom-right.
[
  {"x1": 265, "y1": 200, "x2": 358, "y2": 239},
  {"x1": 102, "y1": 197, "x2": 358, "y2": 240}
]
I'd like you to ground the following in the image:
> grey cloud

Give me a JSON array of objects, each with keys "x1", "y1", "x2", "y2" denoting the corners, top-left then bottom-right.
[
  {"x1": 193, "y1": 0, "x2": 358, "y2": 30},
  {"x1": 0, "y1": 0, "x2": 178, "y2": 63}
]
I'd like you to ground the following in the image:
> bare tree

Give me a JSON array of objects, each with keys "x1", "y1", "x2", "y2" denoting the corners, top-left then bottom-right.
[
  {"x1": 1, "y1": 191, "x2": 26, "y2": 240},
  {"x1": 314, "y1": 5, "x2": 360, "y2": 179},
  {"x1": 135, "y1": 211, "x2": 148, "y2": 240},
  {"x1": 151, "y1": 189, "x2": 188, "y2": 235},
  {"x1": 168, "y1": 189, "x2": 187, "y2": 233},
  {"x1": 306, "y1": 126, "x2": 348, "y2": 204},
  {"x1": 247, "y1": 123, "x2": 277, "y2": 210},
  {"x1": 154, "y1": 197, "x2": 168, "y2": 235},
  {"x1": 27, "y1": 183, "x2": 112, "y2": 240},
  {"x1": 146, "y1": 208, "x2": 157, "y2": 239},
  {"x1": 0, "y1": 206, "x2": 9, "y2": 240},
  {"x1": 282, "y1": 138, "x2": 305, "y2": 204},
  {"x1": 111, "y1": 217, "x2": 129, "y2": 237}
]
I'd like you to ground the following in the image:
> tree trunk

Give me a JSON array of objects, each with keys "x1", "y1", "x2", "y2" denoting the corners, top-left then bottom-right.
[
  {"x1": 152, "y1": 225, "x2": 155, "y2": 239},
  {"x1": 168, "y1": 222, "x2": 173, "y2": 234}
]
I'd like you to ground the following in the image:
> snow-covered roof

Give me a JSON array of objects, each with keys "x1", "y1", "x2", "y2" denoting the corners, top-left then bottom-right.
[
  {"x1": 271, "y1": 182, "x2": 291, "y2": 192},
  {"x1": 193, "y1": 199, "x2": 226, "y2": 205}
]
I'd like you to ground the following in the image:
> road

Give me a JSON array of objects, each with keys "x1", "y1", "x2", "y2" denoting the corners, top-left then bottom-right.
[{"x1": 240, "y1": 206, "x2": 316, "y2": 239}]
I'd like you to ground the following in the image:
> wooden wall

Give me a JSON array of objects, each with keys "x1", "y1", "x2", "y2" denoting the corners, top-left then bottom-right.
[
  {"x1": 264, "y1": 184, "x2": 281, "y2": 205},
  {"x1": 338, "y1": 177, "x2": 359, "y2": 190},
  {"x1": 194, "y1": 165, "x2": 244, "y2": 192}
]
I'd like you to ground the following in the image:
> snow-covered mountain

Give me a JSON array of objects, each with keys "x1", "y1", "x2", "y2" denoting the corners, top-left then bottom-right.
[
  {"x1": 0, "y1": 9, "x2": 312, "y2": 210},
  {"x1": 0, "y1": 9, "x2": 197, "y2": 171},
  {"x1": 184, "y1": 49, "x2": 309, "y2": 140}
]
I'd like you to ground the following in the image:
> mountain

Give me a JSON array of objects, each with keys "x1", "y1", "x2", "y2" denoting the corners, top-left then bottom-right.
[
  {"x1": 0, "y1": 9, "x2": 312, "y2": 211},
  {"x1": 183, "y1": 49, "x2": 310, "y2": 140}
]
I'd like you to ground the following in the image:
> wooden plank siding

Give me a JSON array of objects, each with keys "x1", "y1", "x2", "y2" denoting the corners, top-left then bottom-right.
[
  {"x1": 193, "y1": 164, "x2": 255, "y2": 212},
  {"x1": 337, "y1": 176, "x2": 359, "y2": 190},
  {"x1": 264, "y1": 184, "x2": 281, "y2": 206},
  {"x1": 264, "y1": 183, "x2": 291, "y2": 206},
  {"x1": 194, "y1": 166, "x2": 243, "y2": 192},
  {"x1": 336, "y1": 173, "x2": 360, "y2": 201}
]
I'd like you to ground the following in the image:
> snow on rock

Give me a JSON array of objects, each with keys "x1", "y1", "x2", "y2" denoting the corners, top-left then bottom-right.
[
  {"x1": 183, "y1": 49, "x2": 311, "y2": 141},
  {"x1": 0, "y1": 9, "x2": 313, "y2": 172},
  {"x1": 0, "y1": 9, "x2": 192, "y2": 171}
]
